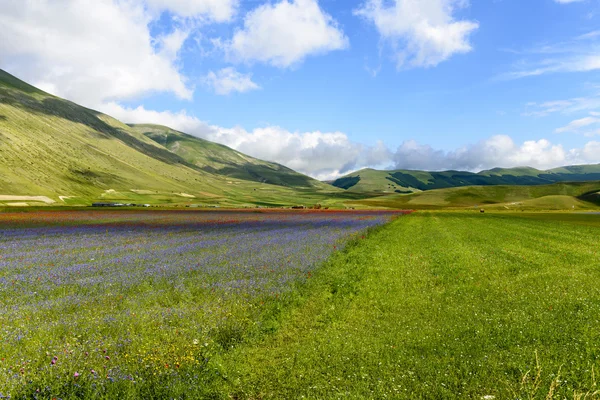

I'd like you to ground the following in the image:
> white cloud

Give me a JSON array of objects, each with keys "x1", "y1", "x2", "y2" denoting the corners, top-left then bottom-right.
[
  {"x1": 204, "y1": 68, "x2": 260, "y2": 95},
  {"x1": 145, "y1": 0, "x2": 238, "y2": 21},
  {"x1": 502, "y1": 30, "x2": 600, "y2": 80},
  {"x1": 554, "y1": 0, "x2": 585, "y2": 3},
  {"x1": 580, "y1": 141, "x2": 600, "y2": 159},
  {"x1": 228, "y1": 0, "x2": 349, "y2": 68},
  {"x1": 208, "y1": 127, "x2": 391, "y2": 180},
  {"x1": 0, "y1": 0, "x2": 238, "y2": 108},
  {"x1": 392, "y1": 135, "x2": 600, "y2": 171},
  {"x1": 354, "y1": 0, "x2": 479, "y2": 68},
  {"x1": 103, "y1": 102, "x2": 600, "y2": 179},
  {"x1": 523, "y1": 94, "x2": 600, "y2": 117},
  {"x1": 100, "y1": 102, "x2": 390, "y2": 180},
  {"x1": 158, "y1": 28, "x2": 192, "y2": 62},
  {"x1": 504, "y1": 55, "x2": 600, "y2": 79},
  {"x1": 555, "y1": 116, "x2": 600, "y2": 133}
]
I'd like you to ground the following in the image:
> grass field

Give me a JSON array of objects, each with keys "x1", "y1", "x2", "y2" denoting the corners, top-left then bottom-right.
[
  {"x1": 217, "y1": 212, "x2": 600, "y2": 399},
  {"x1": 0, "y1": 210, "x2": 400, "y2": 399},
  {"x1": 351, "y1": 181, "x2": 600, "y2": 211},
  {"x1": 2, "y1": 211, "x2": 600, "y2": 399}
]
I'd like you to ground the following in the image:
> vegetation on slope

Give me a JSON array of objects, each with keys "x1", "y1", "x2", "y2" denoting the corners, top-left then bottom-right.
[
  {"x1": 333, "y1": 165, "x2": 600, "y2": 193},
  {"x1": 0, "y1": 69, "x2": 348, "y2": 207},
  {"x1": 130, "y1": 124, "x2": 330, "y2": 190},
  {"x1": 350, "y1": 181, "x2": 600, "y2": 210}
]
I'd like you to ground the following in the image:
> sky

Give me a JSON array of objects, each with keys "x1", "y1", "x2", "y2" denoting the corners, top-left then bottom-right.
[{"x1": 1, "y1": 0, "x2": 600, "y2": 180}]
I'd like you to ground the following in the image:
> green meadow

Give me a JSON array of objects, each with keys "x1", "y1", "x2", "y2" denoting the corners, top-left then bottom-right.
[
  {"x1": 4, "y1": 211, "x2": 600, "y2": 399},
  {"x1": 218, "y1": 212, "x2": 600, "y2": 399}
]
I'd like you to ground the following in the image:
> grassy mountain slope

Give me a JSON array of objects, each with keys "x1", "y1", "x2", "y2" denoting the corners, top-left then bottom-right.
[
  {"x1": 130, "y1": 124, "x2": 331, "y2": 190},
  {"x1": 348, "y1": 181, "x2": 600, "y2": 210},
  {"x1": 333, "y1": 165, "x2": 600, "y2": 193},
  {"x1": 0, "y1": 69, "x2": 344, "y2": 207}
]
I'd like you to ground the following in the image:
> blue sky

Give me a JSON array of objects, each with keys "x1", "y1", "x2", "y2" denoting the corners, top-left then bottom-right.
[{"x1": 1, "y1": 0, "x2": 600, "y2": 179}]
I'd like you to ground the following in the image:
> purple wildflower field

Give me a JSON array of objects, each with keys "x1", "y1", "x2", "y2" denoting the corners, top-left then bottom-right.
[{"x1": 0, "y1": 209, "x2": 402, "y2": 398}]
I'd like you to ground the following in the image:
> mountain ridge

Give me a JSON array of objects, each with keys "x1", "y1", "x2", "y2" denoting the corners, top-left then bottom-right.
[
  {"x1": 0, "y1": 69, "x2": 340, "y2": 207},
  {"x1": 332, "y1": 164, "x2": 600, "y2": 193}
]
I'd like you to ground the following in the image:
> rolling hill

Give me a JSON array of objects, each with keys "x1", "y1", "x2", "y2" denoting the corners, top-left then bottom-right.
[
  {"x1": 0, "y1": 69, "x2": 343, "y2": 208},
  {"x1": 332, "y1": 165, "x2": 600, "y2": 193},
  {"x1": 348, "y1": 181, "x2": 600, "y2": 210},
  {"x1": 129, "y1": 124, "x2": 330, "y2": 189}
]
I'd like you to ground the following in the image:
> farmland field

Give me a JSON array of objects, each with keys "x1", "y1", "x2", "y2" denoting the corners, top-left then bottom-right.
[
  {"x1": 2, "y1": 210, "x2": 600, "y2": 399},
  {"x1": 0, "y1": 209, "x2": 401, "y2": 399}
]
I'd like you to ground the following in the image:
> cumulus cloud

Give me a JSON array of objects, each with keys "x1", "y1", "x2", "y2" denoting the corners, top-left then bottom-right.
[
  {"x1": 204, "y1": 68, "x2": 260, "y2": 95},
  {"x1": 392, "y1": 135, "x2": 600, "y2": 171},
  {"x1": 228, "y1": 0, "x2": 349, "y2": 68},
  {"x1": 0, "y1": 0, "x2": 237, "y2": 108},
  {"x1": 100, "y1": 102, "x2": 390, "y2": 180},
  {"x1": 354, "y1": 0, "x2": 479, "y2": 68},
  {"x1": 104, "y1": 103, "x2": 600, "y2": 180}
]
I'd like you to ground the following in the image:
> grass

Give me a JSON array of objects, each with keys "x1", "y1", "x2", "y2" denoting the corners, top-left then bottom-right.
[
  {"x1": 3, "y1": 210, "x2": 600, "y2": 398},
  {"x1": 218, "y1": 211, "x2": 600, "y2": 399},
  {"x1": 0, "y1": 210, "x2": 397, "y2": 399},
  {"x1": 350, "y1": 181, "x2": 600, "y2": 210}
]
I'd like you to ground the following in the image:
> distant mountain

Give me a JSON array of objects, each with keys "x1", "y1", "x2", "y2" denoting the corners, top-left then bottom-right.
[
  {"x1": 331, "y1": 165, "x2": 600, "y2": 193},
  {"x1": 348, "y1": 181, "x2": 600, "y2": 211},
  {"x1": 0, "y1": 69, "x2": 337, "y2": 207}
]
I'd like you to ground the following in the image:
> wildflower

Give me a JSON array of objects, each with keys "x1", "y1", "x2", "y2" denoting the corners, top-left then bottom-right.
[
  {"x1": 74, "y1": 372, "x2": 80, "y2": 378},
  {"x1": 105, "y1": 356, "x2": 110, "y2": 360}
]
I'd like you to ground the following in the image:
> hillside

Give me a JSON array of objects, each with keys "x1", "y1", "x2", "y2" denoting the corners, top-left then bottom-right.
[
  {"x1": 348, "y1": 181, "x2": 600, "y2": 210},
  {"x1": 130, "y1": 124, "x2": 330, "y2": 190},
  {"x1": 0, "y1": 69, "x2": 342, "y2": 208},
  {"x1": 332, "y1": 165, "x2": 600, "y2": 193}
]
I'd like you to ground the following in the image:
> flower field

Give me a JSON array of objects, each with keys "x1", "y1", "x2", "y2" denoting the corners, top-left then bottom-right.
[{"x1": 0, "y1": 209, "x2": 403, "y2": 399}]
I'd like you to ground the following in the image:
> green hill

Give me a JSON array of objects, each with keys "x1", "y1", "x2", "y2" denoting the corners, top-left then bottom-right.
[
  {"x1": 0, "y1": 69, "x2": 342, "y2": 208},
  {"x1": 332, "y1": 165, "x2": 600, "y2": 193},
  {"x1": 349, "y1": 181, "x2": 600, "y2": 210},
  {"x1": 129, "y1": 124, "x2": 330, "y2": 190}
]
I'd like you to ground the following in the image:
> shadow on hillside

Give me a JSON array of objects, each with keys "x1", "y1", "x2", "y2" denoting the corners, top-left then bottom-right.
[
  {"x1": 0, "y1": 115, "x2": 7, "y2": 121},
  {"x1": 579, "y1": 189, "x2": 600, "y2": 206},
  {"x1": 65, "y1": 167, "x2": 130, "y2": 188},
  {"x1": 138, "y1": 128, "x2": 319, "y2": 188},
  {"x1": 0, "y1": 70, "x2": 43, "y2": 95},
  {"x1": 0, "y1": 88, "x2": 204, "y2": 171},
  {"x1": 201, "y1": 162, "x2": 316, "y2": 188}
]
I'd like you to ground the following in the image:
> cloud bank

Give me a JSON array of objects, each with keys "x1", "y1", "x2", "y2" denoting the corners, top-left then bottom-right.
[{"x1": 104, "y1": 103, "x2": 600, "y2": 180}]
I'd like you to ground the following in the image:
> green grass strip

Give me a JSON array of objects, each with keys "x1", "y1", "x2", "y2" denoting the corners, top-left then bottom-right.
[{"x1": 222, "y1": 212, "x2": 600, "y2": 399}]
